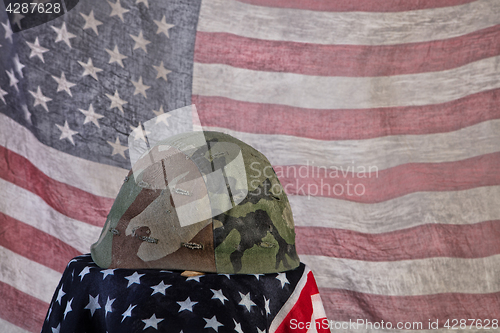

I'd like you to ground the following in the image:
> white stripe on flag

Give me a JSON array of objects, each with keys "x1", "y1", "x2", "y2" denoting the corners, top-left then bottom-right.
[
  {"x1": 302, "y1": 254, "x2": 500, "y2": 296},
  {"x1": 0, "y1": 246, "x2": 60, "y2": 302},
  {"x1": 289, "y1": 186, "x2": 500, "y2": 232},
  {"x1": 0, "y1": 178, "x2": 102, "y2": 253},
  {"x1": 311, "y1": 293, "x2": 327, "y2": 320},
  {"x1": 193, "y1": 56, "x2": 500, "y2": 109},
  {"x1": 198, "y1": 0, "x2": 500, "y2": 45},
  {"x1": 203, "y1": 119, "x2": 500, "y2": 170}
]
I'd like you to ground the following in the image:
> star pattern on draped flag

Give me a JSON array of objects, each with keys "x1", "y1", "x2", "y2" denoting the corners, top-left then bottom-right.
[{"x1": 42, "y1": 255, "x2": 308, "y2": 333}]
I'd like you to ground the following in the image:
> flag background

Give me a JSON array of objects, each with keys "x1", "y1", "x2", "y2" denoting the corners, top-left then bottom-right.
[{"x1": 1, "y1": 0, "x2": 500, "y2": 332}]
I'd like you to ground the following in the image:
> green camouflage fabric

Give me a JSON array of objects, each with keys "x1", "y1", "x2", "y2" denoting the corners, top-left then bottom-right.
[{"x1": 91, "y1": 131, "x2": 300, "y2": 274}]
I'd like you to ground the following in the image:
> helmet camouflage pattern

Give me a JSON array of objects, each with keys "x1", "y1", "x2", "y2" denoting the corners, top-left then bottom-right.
[{"x1": 91, "y1": 131, "x2": 300, "y2": 274}]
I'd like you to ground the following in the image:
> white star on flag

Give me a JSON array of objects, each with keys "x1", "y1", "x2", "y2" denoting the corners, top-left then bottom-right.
[
  {"x1": 79, "y1": 104, "x2": 104, "y2": 128},
  {"x1": 153, "y1": 61, "x2": 171, "y2": 81},
  {"x1": 106, "y1": 45, "x2": 127, "y2": 68},
  {"x1": 0, "y1": 87, "x2": 7, "y2": 104},
  {"x1": 26, "y1": 37, "x2": 49, "y2": 63},
  {"x1": 125, "y1": 272, "x2": 144, "y2": 287},
  {"x1": 264, "y1": 296, "x2": 271, "y2": 315},
  {"x1": 177, "y1": 297, "x2": 197, "y2": 312},
  {"x1": 152, "y1": 106, "x2": 171, "y2": 125},
  {"x1": 101, "y1": 269, "x2": 115, "y2": 280},
  {"x1": 51, "y1": 323, "x2": 60, "y2": 333},
  {"x1": 276, "y1": 272, "x2": 290, "y2": 288},
  {"x1": 142, "y1": 314, "x2": 164, "y2": 330},
  {"x1": 204, "y1": 315, "x2": 223, "y2": 332},
  {"x1": 186, "y1": 275, "x2": 202, "y2": 282},
  {"x1": 84, "y1": 294, "x2": 101, "y2": 316},
  {"x1": 129, "y1": 31, "x2": 150, "y2": 52},
  {"x1": 52, "y1": 72, "x2": 76, "y2": 96},
  {"x1": 238, "y1": 292, "x2": 256, "y2": 312},
  {"x1": 107, "y1": 137, "x2": 128, "y2": 158},
  {"x1": 13, "y1": 54, "x2": 25, "y2": 78},
  {"x1": 151, "y1": 281, "x2": 171, "y2": 295},
  {"x1": 79, "y1": 266, "x2": 91, "y2": 281},
  {"x1": 51, "y1": 22, "x2": 76, "y2": 48},
  {"x1": 29, "y1": 86, "x2": 52, "y2": 112},
  {"x1": 56, "y1": 120, "x2": 79, "y2": 145},
  {"x1": 233, "y1": 320, "x2": 244, "y2": 333},
  {"x1": 121, "y1": 304, "x2": 137, "y2": 322},
  {"x1": 6, "y1": 69, "x2": 18, "y2": 92},
  {"x1": 107, "y1": 0, "x2": 129, "y2": 22},
  {"x1": 80, "y1": 10, "x2": 102, "y2": 35},
  {"x1": 211, "y1": 289, "x2": 228, "y2": 304},
  {"x1": 56, "y1": 287, "x2": 65, "y2": 304},
  {"x1": 12, "y1": 13, "x2": 24, "y2": 29},
  {"x1": 154, "y1": 15, "x2": 174, "y2": 37},
  {"x1": 129, "y1": 122, "x2": 150, "y2": 142},
  {"x1": 1, "y1": 20, "x2": 13, "y2": 43},
  {"x1": 104, "y1": 297, "x2": 115, "y2": 317},
  {"x1": 78, "y1": 58, "x2": 103, "y2": 81},
  {"x1": 63, "y1": 298, "x2": 73, "y2": 319},
  {"x1": 131, "y1": 76, "x2": 150, "y2": 98},
  {"x1": 106, "y1": 90, "x2": 127, "y2": 113}
]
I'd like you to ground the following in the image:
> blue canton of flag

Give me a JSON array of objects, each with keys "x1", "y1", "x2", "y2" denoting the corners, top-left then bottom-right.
[{"x1": 0, "y1": 0, "x2": 199, "y2": 169}]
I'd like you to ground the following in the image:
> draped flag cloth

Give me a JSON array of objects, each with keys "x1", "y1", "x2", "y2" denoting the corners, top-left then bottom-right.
[
  {"x1": 1, "y1": 0, "x2": 500, "y2": 332},
  {"x1": 40, "y1": 255, "x2": 328, "y2": 333}
]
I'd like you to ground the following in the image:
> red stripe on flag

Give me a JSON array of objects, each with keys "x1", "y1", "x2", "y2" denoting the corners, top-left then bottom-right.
[
  {"x1": 193, "y1": 89, "x2": 500, "y2": 140},
  {"x1": 321, "y1": 288, "x2": 500, "y2": 327},
  {"x1": 0, "y1": 145, "x2": 113, "y2": 227},
  {"x1": 295, "y1": 221, "x2": 500, "y2": 261},
  {"x1": 0, "y1": 281, "x2": 48, "y2": 333},
  {"x1": 0, "y1": 212, "x2": 81, "y2": 273},
  {"x1": 277, "y1": 152, "x2": 500, "y2": 203},
  {"x1": 195, "y1": 25, "x2": 500, "y2": 76},
  {"x1": 235, "y1": 0, "x2": 476, "y2": 12}
]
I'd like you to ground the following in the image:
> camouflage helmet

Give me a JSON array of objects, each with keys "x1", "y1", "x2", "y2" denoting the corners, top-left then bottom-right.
[{"x1": 91, "y1": 131, "x2": 300, "y2": 274}]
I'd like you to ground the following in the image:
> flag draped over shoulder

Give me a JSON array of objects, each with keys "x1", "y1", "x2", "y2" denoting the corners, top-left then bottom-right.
[
  {"x1": 40, "y1": 255, "x2": 329, "y2": 333},
  {"x1": 1, "y1": 0, "x2": 500, "y2": 332}
]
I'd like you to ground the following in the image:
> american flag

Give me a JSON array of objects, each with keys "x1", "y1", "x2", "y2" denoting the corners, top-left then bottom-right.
[
  {"x1": 40, "y1": 255, "x2": 328, "y2": 333},
  {"x1": 1, "y1": 0, "x2": 500, "y2": 332}
]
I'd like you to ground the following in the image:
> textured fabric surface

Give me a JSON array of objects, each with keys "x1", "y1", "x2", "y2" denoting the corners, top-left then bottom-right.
[{"x1": 40, "y1": 254, "x2": 327, "y2": 333}]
